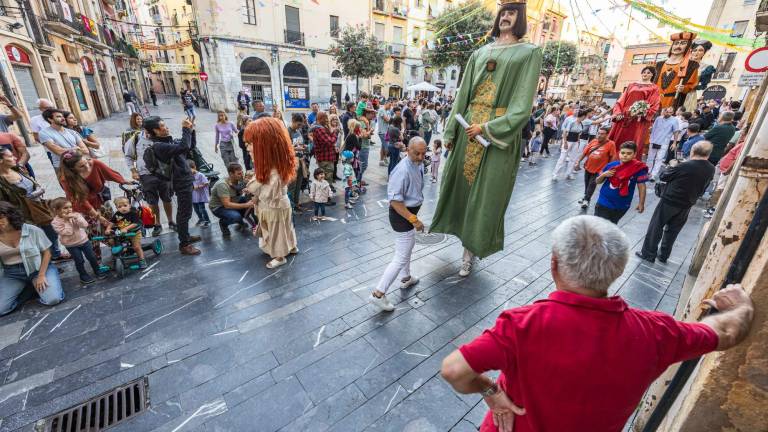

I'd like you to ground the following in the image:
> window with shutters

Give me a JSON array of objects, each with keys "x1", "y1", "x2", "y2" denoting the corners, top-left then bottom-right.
[
  {"x1": 330, "y1": 15, "x2": 339, "y2": 37},
  {"x1": 393, "y1": 60, "x2": 400, "y2": 74},
  {"x1": 375, "y1": 22, "x2": 385, "y2": 40}
]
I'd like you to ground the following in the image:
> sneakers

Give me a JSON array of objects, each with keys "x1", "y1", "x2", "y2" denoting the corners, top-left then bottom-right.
[
  {"x1": 459, "y1": 260, "x2": 473, "y2": 277},
  {"x1": 431, "y1": 178, "x2": 437, "y2": 183},
  {"x1": 551, "y1": 176, "x2": 558, "y2": 182},
  {"x1": 138, "y1": 259, "x2": 148, "y2": 269},
  {"x1": 80, "y1": 275, "x2": 96, "y2": 285},
  {"x1": 96, "y1": 271, "x2": 109, "y2": 280},
  {"x1": 566, "y1": 174, "x2": 575, "y2": 180},
  {"x1": 169, "y1": 222, "x2": 178, "y2": 231},
  {"x1": 152, "y1": 226, "x2": 162, "y2": 237},
  {"x1": 580, "y1": 199, "x2": 589, "y2": 209},
  {"x1": 704, "y1": 207, "x2": 715, "y2": 219},
  {"x1": 369, "y1": 293, "x2": 395, "y2": 312},
  {"x1": 180, "y1": 244, "x2": 201, "y2": 255},
  {"x1": 400, "y1": 276, "x2": 419, "y2": 289},
  {"x1": 634, "y1": 251, "x2": 655, "y2": 263},
  {"x1": 201, "y1": 221, "x2": 211, "y2": 228},
  {"x1": 219, "y1": 221, "x2": 231, "y2": 237}
]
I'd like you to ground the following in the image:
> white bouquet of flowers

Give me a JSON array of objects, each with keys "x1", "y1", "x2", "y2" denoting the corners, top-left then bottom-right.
[{"x1": 628, "y1": 100, "x2": 650, "y2": 119}]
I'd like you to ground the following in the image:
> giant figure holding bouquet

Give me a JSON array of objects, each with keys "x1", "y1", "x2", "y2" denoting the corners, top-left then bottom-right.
[
  {"x1": 608, "y1": 66, "x2": 660, "y2": 159},
  {"x1": 430, "y1": 0, "x2": 542, "y2": 275}
]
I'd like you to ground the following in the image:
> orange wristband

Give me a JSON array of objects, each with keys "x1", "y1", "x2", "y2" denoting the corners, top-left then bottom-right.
[{"x1": 407, "y1": 214, "x2": 419, "y2": 224}]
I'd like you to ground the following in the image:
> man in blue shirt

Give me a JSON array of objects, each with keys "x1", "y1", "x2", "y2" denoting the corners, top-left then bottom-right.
[
  {"x1": 647, "y1": 107, "x2": 679, "y2": 181},
  {"x1": 370, "y1": 137, "x2": 427, "y2": 312},
  {"x1": 307, "y1": 102, "x2": 319, "y2": 125},
  {"x1": 681, "y1": 123, "x2": 704, "y2": 159},
  {"x1": 594, "y1": 141, "x2": 648, "y2": 224}
]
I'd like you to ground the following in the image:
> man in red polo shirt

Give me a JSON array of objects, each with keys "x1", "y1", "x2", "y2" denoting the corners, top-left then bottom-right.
[{"x1": 441, "y1": 215, "x2": 753, "y2": 432}]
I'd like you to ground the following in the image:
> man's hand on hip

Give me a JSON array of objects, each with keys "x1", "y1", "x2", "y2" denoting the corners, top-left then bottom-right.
[{"x1": 484, "y1": 391, "x2": 525, "y2": 432}]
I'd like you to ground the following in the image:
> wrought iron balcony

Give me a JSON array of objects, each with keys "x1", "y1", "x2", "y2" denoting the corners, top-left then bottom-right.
[
  {"x1": 41, "y1": 0, "x2": 79, "y2": 34},
  {"x1": 285, "y1": 29, "x2": 305, "y2": 46},
  {"x1": 387, "y1": 43, "x2": 405, "y2": 57}
]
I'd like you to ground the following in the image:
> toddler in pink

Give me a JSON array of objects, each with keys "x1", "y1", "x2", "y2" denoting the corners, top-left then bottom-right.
[{"x1": 50, "y1": 198, "x2": 107, "y2": 284}]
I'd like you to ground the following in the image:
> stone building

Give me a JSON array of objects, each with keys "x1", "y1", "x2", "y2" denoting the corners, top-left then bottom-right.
[
  {"x1": 567, "y1": 29, "x2": 611, "y2": 105},
  {"x1": 190, "y1": 0, "x2": 369, "y2": 113},
  {"x1": 0, "y1": 0, "x2": 146, "y2": 132}
]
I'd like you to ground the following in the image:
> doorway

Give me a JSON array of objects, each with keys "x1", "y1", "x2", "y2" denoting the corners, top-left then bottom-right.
[
  {"x1": 48, "y1": 78, "x2": 65, "y2": 111},
  {"x1": 332, "y1": 84, "x2": 342, "y2": 107},
  {"x1": 84, "y1": 74, "x2": 104, "y2": 119}
]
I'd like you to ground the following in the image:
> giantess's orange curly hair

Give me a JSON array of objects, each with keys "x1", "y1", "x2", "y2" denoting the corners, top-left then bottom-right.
[{"x1": 243, "y1": 117, "x2": 297, "y2": 184}]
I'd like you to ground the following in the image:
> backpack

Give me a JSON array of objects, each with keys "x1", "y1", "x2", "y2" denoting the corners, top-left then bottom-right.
[{"x1": 143, "y1": 142, "x2": 173, "y2": 180}]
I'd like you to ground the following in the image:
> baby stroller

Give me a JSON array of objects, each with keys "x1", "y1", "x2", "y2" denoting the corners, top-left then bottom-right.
[
  {"x1": 120, "y1": 182, "x2": 156, "y2": 235},
  {"x1": 94, "y1": 231, "x2": 162, "y2": 277},
  {"x1": 187, "y1": 131, "x2": 220, "y2": 188}
]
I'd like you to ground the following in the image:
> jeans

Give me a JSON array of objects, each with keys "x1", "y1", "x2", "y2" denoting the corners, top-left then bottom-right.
[
  {"x1": 553, "y1": 141, "x2": 581, "y2": 179},
  {"x1": 193, "y1": 202, "x2": 211, "y2": 223},
  {"x1": 174, "y1": 181, "x2": 194, "y2": 246},
  {"x1": 67, "y1": 241, "x2": 101, "y2": 280},
  {"x1": 583, "y1": 171, "x2": 599, "y2": 202},
  {"x1": 424, "y1": 131, "x2": 432, "y2": 146},
  {"x1": 541, "y1": 127, "x2": 556, "y2": 155},
  {"x1": 314, "y1": 202, "x2": 326, "y2": 217},
  {"x1": 595, "y1": 204, "x2": 628, "y2": 224},
  {"x1": 184, "y1": 106, "x2": 196, "y2": 118},
  {"x1": 640, "y1": 201, "x2": 691, "y2": 261},
  {"x1": 40, "y1": 224, "x2": 62, "y2": 259},
  {"x1": 374, "y1": 229, "x2": 416, "y2": 295},
  {"x1": 0, "y1": 264, "x2": 64, "y2": 316},
  {"x1": 213, "y1": 207, "x2": 245, "y2": 226},
  {"x1": 358, "y1": 148, "x2": 370, "y2": 183},
  {"x1": 388, "y1": 144, "x2": 401, "y2": 175}
]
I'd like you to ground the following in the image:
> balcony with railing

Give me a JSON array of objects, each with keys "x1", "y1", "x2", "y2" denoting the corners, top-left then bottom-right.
[
  {"x1": 757, "y1": 0, "x2": 768, "y2": 33},
  {"x1": 387, "y1": 43, "x2": 405, "y2": 57},
  {"x1": 712, "y1": 70, "x2": 734, "y2": 81},
  {"x1": 76, "y1": 14, "x2": 102, "y2": 44},
  {"x1": 285, "y1": 29, "x2": 305, "y2": 46},
  {"x1": 372, "y1": 0, "x2": 408, "y2": 19},
  {"x1": 41, "y1": 0, "x2": 80, "y2": 34}
]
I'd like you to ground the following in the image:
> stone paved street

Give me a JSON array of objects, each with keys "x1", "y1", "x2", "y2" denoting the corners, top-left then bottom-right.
[{"x1": 0, "y1": 103, "x2": 708, "y2": 431}]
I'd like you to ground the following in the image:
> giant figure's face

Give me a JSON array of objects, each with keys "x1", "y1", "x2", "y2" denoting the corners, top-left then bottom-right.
[
  {"x1": 498, "y1": 9, "x2": 518, "y2": 32},
  {"x1": 671, "y1": 39, "x2": 689, "y2": 56},
  {"x1": 691, "y1": 45, "x2": 707, "y2": 62}
]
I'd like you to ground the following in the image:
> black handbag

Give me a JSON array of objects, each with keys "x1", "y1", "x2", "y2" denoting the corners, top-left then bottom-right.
[{"x1": 98, "y1": 186, "x2": 112, "y2": 203}]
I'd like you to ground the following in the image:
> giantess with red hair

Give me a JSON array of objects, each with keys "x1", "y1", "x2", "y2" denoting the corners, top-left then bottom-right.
[{"x1": 243, "y1": 117, "x2": 298, "y2": 268}]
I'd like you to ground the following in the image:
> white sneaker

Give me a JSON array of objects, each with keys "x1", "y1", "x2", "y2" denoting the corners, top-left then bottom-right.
[
  {"x1": 551, "y1": 176, "x2": 558, "y2": 182},
  {"x1": 566, "y1": 174, "x2": 575, "y2": 180},
  {"x1": 459, "y1": 260, "x2": 473, "y2": 277},
  {"x1": 400, "y1": 276, "x2": 419, "y2": 289},
  {"x1": 370, "y1": 293, "x2": 395, "y2": 312},
  {"x1": 581, "y1": 200, "x2": 589, "y2": 209},
  {"x1": 577, "y1": 199, "x2": 585, "y2": 205}
]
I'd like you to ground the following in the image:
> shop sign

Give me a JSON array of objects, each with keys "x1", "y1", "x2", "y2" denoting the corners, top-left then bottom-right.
[
  {"x1": 283, "y1": 85, "x2": 309, "y2": 109},
  {"x1": 150, "y1": 63, "x2": 199, "y2": 73},
  {"x1": 80, "y1": 57, "x2": 95, "y2": 74},
  {"x1": 702, "y1": 85, "x2": 727, "y2": 101},
  {"x1": 4, "y1": 45, "x2": 31, "y2": 65},
  {"x1": 62, "y1": 45, "x2": 79, "y2": 63}
]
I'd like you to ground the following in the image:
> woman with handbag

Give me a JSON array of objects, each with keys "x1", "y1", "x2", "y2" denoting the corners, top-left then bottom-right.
[
  {"x1": 59, "y1": 151, "x2": 131, "y2": 259},
  {"x1": 0, "y1": 148, "x2": 69, "y2": 262},
  {"x1": 64, "y1": 112, "x2": 105, "y2": 159}
]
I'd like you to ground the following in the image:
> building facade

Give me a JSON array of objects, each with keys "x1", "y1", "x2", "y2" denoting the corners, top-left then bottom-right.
[
  {"x1": 702, "y1": 0, "x2": 763, "y2": 102},
  {"x1": 370, "y1": 0, "x2": 409, "y2": 99},
  {"x1": 192, "y1": 0, "x2": 369, "y2": 113},
  {"x1": 613, "y1": 42, "x2": 669, "y2": 92},
  {"x1": 567, "y1": 29, "x2": 611, "y2": 104}
]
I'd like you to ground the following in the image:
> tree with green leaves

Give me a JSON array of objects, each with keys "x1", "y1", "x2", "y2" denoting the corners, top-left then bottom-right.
[
  {"x1": 541, "y1": 40, "x2": 578, "y2": 94},
  {"x1": 424, "y1": 0, "x2": 494, "y2": 83},
  {"x1": 330, "y1": 25, "x2": 386, "y2": 98}
]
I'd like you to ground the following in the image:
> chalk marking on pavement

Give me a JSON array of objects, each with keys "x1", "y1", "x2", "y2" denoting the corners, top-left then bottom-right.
[
  {"x1": 238, "y1": 270, "x2": 249, "y2": 283},
  {"x1": 49, "y1": 305, "x2": 81, "y2": 334},
  {"x1": 213, "y1": 329, "x2": 238, "y2": 337},
  {"x1": 329, "y1": 233, "x2": 344, "y2": 243},
  {"x1": 403, "y1": 350, "x2": 429, "y2": 358},
  {"x1": 170, "y1": 400, "x2": 227, "y2": 432},
  {"x1": 19, "y1": 314, "x2": 49, "y2": 341},
  {"x1": 313, "y1": 325, "x2": 325, "y2": 348},
  {"x1": 142, "y1": 262, "x2": 159, "y2": 272},
  {"x1": 363, "y1": 204, "x2": 368, "y2": 217},
  {"x1": 361, "y1": 355, "x2": 378, "y2": 376},
  {"x1": 385, "y1": 385, "x2": 403, "y2": 413},
  {"x1": 120, "y1": 363, "x2": 134, "y2": 369},
  {"x1": 214, "y1": 271, "x2": 282, "y2": 308},
  {"x1": 289, "y1": 255, "x2": 296, "y2": 267},
  {"x1": 353, "y1": 286, "x2": 370, "y2": 292},
  {"x1": 126, "y1": 298, "x2": 203, "y2": 338},
  {"x1": 304, "y1": 247, "x2": 314, "y2": 254},
  {"x1": 167, "y1": 359, "x2": 180, "y2": 365},
  {"x1": 203, "y1": 259, "x2": 236, "y2": 266},
  {"x1": 323, "y1": 217, "x2": 338, "y2": 221},
  {"x1": 376, "y1": 201, "x2": 384, "y2": 208},
  {"x1": 377, "y1": 199, "x2": 388, "y2": 207},
  {"x1": 13, "y1": 349, "x2": 36, "y2": 362},
  {"x1": 140, "y1": 269, "x2": 155, "y2": 280}
]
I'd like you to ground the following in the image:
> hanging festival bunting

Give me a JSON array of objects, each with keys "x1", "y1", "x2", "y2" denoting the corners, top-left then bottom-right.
[{"x1": 624, "y1": 0, "x2": 759, "y2": 50}]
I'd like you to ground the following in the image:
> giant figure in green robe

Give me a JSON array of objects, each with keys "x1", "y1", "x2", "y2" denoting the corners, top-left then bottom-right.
[{"x1": 430, "y1": 0, "x2": 542, "y2": 270}]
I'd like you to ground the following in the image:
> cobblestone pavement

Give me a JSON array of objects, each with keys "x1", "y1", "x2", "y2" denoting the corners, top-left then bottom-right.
[{"x1": 0, "y1": 103, "x2": 707, "y2": 431}]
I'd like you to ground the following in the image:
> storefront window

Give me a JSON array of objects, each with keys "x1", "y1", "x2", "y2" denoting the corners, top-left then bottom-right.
[{"x1": 71, "y1": 78, "x2": 88, "y2": 111}]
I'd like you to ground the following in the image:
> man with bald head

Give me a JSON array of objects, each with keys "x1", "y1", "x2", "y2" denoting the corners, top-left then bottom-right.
[{"x1": 370, "y1": 137, "x2": 427, "y2": 312}]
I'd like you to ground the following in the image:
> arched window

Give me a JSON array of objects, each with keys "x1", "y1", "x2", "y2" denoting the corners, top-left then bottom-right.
[
  {"x1": 450, "y1": 69, "x2": 457, "y2": 80},
  {"x1": 240, "y1": 57, "x2": 272, "y2": 104},
  {"x1": 331, "y1": 69, "x2": 342, "y2": 78},
  {"x1": 283, "y1": 61, "x2": 310, "y2": 108}
]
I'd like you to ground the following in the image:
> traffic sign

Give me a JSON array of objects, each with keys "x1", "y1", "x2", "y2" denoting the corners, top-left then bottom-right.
[
  {"x1": 200, "y1": 71, "x2": 208, "y2": 82},
  {"x1": 745, "y1": 47, "x2": 768, "y2": 73}
]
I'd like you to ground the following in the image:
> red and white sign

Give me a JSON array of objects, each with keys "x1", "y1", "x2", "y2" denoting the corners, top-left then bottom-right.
[
  {"x1": 5, "y1": 45, "x2": 31, "y2": 65},
  {"x1": 80, "y1": 57, "x2": 95, "y2": 74},
  {"x1": 199, "y1": 72, "x2": 208, "y2": 82},
  {"x1": 745, "y1": 47, "x2": 768, "y2": 73}
]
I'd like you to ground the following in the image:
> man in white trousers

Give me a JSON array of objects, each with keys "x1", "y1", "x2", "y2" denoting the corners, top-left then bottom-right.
[
  {"x1": 370, "y1": 137, "x2": 427, "y2": 312},
  {"x1": 646, "y1": 107, "x2": 679, "y2": 181},
  {"x1": 552, "y1": 110, "x2": 587, "y2": 181}
]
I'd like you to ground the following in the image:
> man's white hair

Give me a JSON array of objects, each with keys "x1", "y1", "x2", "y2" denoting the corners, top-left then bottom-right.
[
  {"x1": 36, "y1": 98, "x2": 53, "y2": 109},
  {"x1": 551, "y1": 216, "x2": 629, "y2": 293}
]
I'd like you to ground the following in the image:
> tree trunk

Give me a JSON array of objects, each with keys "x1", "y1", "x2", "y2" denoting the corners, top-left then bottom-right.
[{"x1": 356, "y1": 75, "x2": 359, "y2": 99}]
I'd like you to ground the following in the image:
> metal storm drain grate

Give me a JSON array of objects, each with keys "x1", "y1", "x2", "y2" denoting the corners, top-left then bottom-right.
[
  {"x1": 40, "y1": 377, "x2": 148, "y2": 432},
  {"x1": 416, "y1": 232, "x2": 446, "y2": 245}
]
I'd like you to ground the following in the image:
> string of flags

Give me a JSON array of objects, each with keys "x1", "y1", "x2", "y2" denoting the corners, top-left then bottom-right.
[{"x1": 425, "y1": 31, "x2": 490, "y2": 50}]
